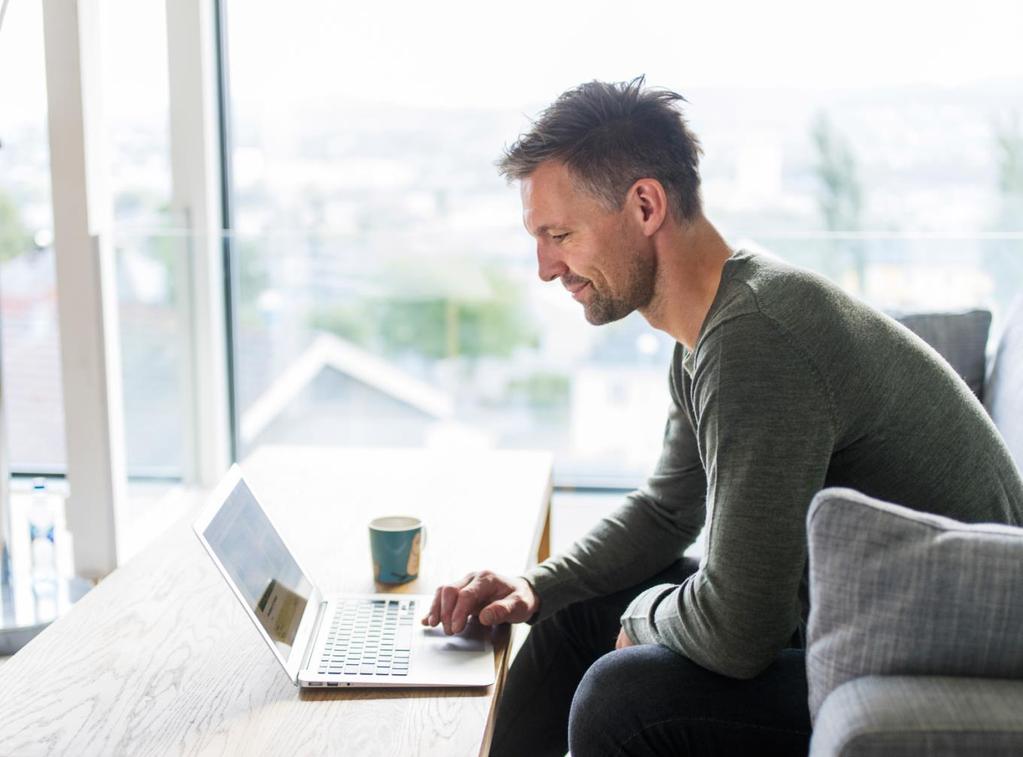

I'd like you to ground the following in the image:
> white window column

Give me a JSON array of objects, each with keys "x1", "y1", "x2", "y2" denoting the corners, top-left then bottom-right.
[
  {"x1": 42, "y1": 0, "x2": 125, "y2": 578},
  {"x1": 165, "y1": 0, "x2": 231, "y2": 486}
]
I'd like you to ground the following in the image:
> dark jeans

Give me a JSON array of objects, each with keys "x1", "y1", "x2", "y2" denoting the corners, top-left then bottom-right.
[{"x1": 490, "y1": 558, "x2": 811, "y2": 757}]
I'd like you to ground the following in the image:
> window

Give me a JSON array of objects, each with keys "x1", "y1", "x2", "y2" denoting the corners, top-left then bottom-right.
[
  {"x1": 0, "y1": 0, "x2": 66, "y2": 474},
  {"x1": 102, "y1": 0, "x2": 191, "y2": 479},
  {"x1": 221, "y1": 0, "x2": 1023, "y2": 486}
]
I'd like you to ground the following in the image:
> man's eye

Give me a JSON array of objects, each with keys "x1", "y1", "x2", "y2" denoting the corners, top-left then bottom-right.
[{"x1": 552, "y1": 233, "x2": 569, "y2": 242}]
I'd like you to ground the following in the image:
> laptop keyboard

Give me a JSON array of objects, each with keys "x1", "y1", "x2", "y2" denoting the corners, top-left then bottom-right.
[{"x1": 316, "y1": 598, "x2": 415, "y2": 678}]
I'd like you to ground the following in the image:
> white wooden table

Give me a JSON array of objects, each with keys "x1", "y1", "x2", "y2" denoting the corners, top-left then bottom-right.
[{"x1": 0, "y1": 446, "x2": 553, "y2": 756}]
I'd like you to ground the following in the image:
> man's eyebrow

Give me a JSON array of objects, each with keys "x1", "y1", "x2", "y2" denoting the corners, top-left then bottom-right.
[
  {"x1": 536, "y1": 224, "x2": 565, "y2": 236},
  {"x1": 523, "y1": 221, "x2": 567, "y2": 238}
]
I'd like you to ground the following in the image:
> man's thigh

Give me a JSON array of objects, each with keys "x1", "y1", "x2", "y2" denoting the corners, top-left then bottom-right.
[
  {"x1": 569, "y1": 645, "x2": 811, "y2": 757},
  {"x1": 491, "y1": 558, "x2": 701, "y2": 757}
]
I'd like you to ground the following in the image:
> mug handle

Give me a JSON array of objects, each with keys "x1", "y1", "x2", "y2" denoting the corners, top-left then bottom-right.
[{"x1": 419, "y1": 525, "x2": 427, "y2": 552}]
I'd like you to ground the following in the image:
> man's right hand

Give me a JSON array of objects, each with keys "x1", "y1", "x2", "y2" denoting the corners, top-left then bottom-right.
[{"x1": 421, "y1": 570, "x2": 540, "y2": 635}]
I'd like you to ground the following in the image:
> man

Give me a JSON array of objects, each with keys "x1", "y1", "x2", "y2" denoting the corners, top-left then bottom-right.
[{"x1": 422, "y1": 77, "x2": 1023, "y2": 756}]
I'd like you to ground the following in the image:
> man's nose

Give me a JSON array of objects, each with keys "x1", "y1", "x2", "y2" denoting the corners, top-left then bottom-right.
[{"x1": 536, "y1": 243, "x2": 568, "y2": 283}]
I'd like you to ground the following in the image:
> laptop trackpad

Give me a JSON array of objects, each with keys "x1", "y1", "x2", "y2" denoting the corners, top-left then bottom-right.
[{"x1": 423, "y1": 620, "x2": 489, "y2": 652}]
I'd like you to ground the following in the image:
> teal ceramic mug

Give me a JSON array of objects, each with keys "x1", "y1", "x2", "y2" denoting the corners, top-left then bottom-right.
[{"x1": 369, "y1": 516, "x2": 426, "y2": 584}]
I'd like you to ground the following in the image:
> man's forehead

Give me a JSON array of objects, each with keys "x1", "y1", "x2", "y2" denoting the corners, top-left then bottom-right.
[
  {"x1": 520, "y1": 181, "x2": 549, "y2": 234},
  {"x1": 522, "y1": 160, "x2": 573, "y2": 196},
  {"x1": 521, "y1": 203, "x2": 567, "y2": 237},
  {"x1": 522, "y1": 213, "x2": 558, "y2": 238},
  {"x1": 520, "y1": 162, "x2": 577, "y2": 233}
]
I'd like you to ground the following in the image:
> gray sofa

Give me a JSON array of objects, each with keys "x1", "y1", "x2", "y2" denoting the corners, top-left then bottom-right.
[{"x1": 805, "y1": 300, "x2": 1023, "y2": 756}]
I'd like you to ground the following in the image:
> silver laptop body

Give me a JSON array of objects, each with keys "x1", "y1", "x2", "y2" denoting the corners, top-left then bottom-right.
[{"x1": 193, "y1": 465, "x2": 495, "y2": 689}]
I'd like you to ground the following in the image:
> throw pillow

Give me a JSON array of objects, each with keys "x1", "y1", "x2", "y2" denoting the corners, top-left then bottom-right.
[
  {"x1": 894, "y1": 309, "x2": 991, "y2": 400},
  {"x1": 805, "y1": 487, "x2": 1023, "y2": 722}
]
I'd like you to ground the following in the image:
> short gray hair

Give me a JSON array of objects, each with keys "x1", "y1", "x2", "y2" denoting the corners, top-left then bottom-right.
[{"x1": 497, "y1": 76, "x2": 703, "y2": 223}]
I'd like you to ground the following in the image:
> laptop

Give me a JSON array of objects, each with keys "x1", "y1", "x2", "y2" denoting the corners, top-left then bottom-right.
[{"x1": 193, "y1": 465, "x2": 495, "y2": 688}]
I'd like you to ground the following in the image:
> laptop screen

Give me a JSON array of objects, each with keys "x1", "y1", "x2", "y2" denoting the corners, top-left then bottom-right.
[{"x1": 203, "y1": 477, "x2": 314, "y2": 659}]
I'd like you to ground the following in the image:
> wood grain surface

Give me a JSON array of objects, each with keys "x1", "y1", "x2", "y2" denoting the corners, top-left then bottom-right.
[{"x1": 0, "y1": 446, "x2": 552, "y2": 757}]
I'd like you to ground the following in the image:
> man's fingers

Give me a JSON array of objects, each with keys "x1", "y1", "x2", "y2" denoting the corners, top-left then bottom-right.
[
  {"x1": 422, "y1": 587, "x2": 443, "y2": 626},
  {"x1": 424, "y1": 571, "x2": 521, "y2": 633},
  {"x1": 615, "y1": 627, "x2": 634, "y2": 649},
  {"x1": 450, "y1": 573, "x2": 503, "y2": 634},
  {"x1": 449, "y1": 580, "x2": 483, "y2": 635},
  {"x1": 439, "y1": 585, "x2": 460, "y2": 635},
  {"x1": 478, "y1": 593, "x2": 523, "y2": 626},
  {"x1": 424, "y1": 572, "x2": 477, "y2": 626},
  {"x1": 477, "y1": 600, "x2": 506, "y2": 625}
]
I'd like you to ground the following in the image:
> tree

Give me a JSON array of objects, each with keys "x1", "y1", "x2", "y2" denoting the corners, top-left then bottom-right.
[
  {"x1": 811, "y1": 111, "x2": 866, "y2": 292},
  {"x1": 310, "y1": 265, "x2": 538, "y2": 361},
  {"x1": 987, "y1": 110, "x2": 1023, "y2": 313},
  {"x1": 0, "y1": 191, "x2": 31, "y2": 262},
  {"x1": 993, "y1": 110, "x2": 1023, "y2": 227}
]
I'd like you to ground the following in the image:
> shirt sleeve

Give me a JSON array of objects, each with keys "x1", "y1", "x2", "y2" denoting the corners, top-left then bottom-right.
[
  {"x1": 621, "y1": 313, "x2": 836, "y2": 679},
  {"x1": 523, "y1": 343, "x2": 708, "y2": 622}
]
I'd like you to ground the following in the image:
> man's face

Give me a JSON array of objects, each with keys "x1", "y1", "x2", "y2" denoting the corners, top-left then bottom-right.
[{"x1": 521, "y1": 161, "x2": 656, "y2": 325}]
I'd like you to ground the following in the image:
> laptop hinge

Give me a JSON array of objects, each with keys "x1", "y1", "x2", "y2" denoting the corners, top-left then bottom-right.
[{"x1": 298, "y1": 599, "x2": 329, "y2": 681}]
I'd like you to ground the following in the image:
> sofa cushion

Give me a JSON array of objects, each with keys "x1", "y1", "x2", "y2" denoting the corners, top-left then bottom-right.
[
  {"x1": 985, "y1": 297, "x2": 1023, "y2": 473},
  {"x1": 805, "y1": 487, "x2": 1023, "y2": 722},
  {"x1": 894, "y1": 310, "x2": 991, "y2": 400},
  {"x1": 810, "y1": 676, "x2": 1023, "y2": 757}
]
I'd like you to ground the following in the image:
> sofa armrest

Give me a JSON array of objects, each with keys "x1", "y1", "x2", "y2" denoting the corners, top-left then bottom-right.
[{"x1": 810, "y1": 675, "x2": 1023, "y2": 757}]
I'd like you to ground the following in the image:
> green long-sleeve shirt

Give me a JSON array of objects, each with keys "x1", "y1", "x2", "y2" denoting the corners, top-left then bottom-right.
[{"x1": 523, "y1": 250, "x2": 1023, "y2": 679}]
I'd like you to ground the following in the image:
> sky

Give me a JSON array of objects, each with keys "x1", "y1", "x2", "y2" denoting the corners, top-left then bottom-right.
[
  {"x1": 226, "y1": 0, "x2": 1023, "y2": 107},
  {"x1": 1, "y1": 0, "x2": 1022, "y2": 123}
]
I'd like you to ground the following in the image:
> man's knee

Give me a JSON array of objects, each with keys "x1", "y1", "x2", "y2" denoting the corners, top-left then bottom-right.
[
  {"x1": 568, "y1": 649, "x2": 634, "y2": 755},
  {"x1": 568, "y1": 645, "x2": 695, "y2": 756},
  {"x1": 568, "y1": 646, "x2": 812, "y2": 757}
]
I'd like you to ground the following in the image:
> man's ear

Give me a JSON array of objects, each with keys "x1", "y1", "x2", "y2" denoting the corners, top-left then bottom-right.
[{"x1": 629, "y1": 178, "x2": 669, "y2": 237}]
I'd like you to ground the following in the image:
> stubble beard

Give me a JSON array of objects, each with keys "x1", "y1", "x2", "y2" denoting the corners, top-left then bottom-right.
[{"x1": 583, "y1": 249, "x2": 657, "y2": 326}]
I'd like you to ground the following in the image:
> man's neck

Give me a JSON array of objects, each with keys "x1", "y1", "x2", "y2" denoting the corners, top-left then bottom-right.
[{"x1": 640, "y1": 216, "x2": 733, "y2": 350}]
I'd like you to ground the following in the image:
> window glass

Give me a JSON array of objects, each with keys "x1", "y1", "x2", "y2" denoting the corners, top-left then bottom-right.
[
  {"x1": 102, "y1": 0, "x2": 189, "y2": 478},
  {"x1": 0, "y1": 0, "x2": 66, "y2": 473},
  {"x1": 0, "y1": 1, "x2": 189, "y2": 480},
  {"x1": 225, "y1": 0, "x2": 1023, "y2": 486}
]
